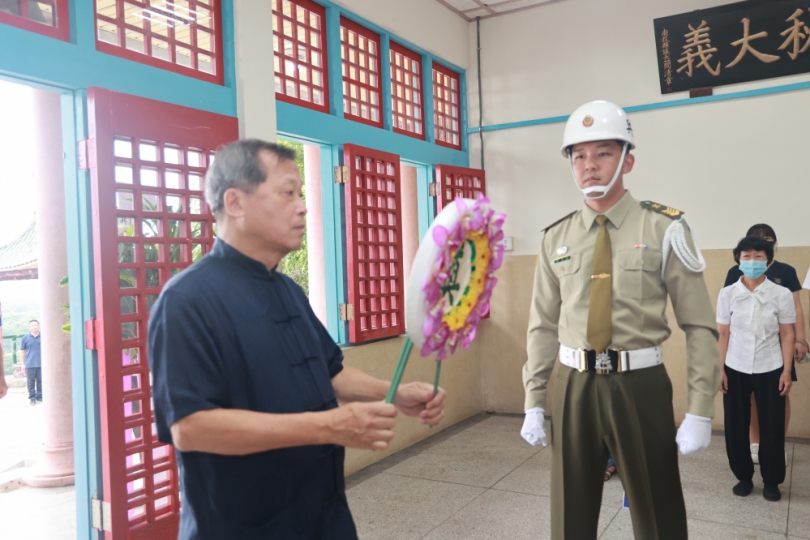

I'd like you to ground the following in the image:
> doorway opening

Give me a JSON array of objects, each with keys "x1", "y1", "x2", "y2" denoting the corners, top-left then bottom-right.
[{"x1": 0, "y1": 78, "x2": 77, "y2": 539}]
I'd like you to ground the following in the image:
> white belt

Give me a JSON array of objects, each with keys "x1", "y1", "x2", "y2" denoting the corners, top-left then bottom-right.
[{"x1": 559, "y1": 344, "x2": 663, "y2": 373}]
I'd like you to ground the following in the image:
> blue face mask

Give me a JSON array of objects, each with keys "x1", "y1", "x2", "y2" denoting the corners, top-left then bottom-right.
[{"x1": 740, "y1": 260, "x2": 768, "y2": 279}]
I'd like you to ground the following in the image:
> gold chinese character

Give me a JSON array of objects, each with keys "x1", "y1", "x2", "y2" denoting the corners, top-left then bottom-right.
[
  {"x1": 677, "y1": 21, "x2": 721, "y2": 77},
  {"x1": 779, "y1": 9, "x2": 810, "y2": 60},
  {"x1": 662, "y1": 29, "x2": 669, "y2": 39},
  {"x1": 727, "y1": 18, "x2": 780, "y2": 67},
  {"x1": 664, "y1": 59, "x2": 672, "y2": 69}
]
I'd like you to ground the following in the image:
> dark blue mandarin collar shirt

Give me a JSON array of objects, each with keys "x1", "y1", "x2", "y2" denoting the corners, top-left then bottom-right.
[{"x1": 149, "y1": 239, "x2": 357, "y2": 540}]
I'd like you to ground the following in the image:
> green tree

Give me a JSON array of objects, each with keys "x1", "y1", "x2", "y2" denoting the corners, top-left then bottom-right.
[{"x1": 276, "y1": 140, "x2": 309, "y2": 296}]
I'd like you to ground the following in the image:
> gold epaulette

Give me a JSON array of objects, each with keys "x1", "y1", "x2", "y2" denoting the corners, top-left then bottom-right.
[
  {"x1": 640, "y1": 200, "x2": 683, "y2": 219},
  {"x1": 542, "y1": 210, "x2": 576, "y2": 233}
]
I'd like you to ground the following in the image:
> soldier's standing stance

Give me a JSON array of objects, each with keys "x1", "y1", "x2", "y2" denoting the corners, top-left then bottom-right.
[{"x1": 520, "y1": 100, "x2": 720, "y2": 540}]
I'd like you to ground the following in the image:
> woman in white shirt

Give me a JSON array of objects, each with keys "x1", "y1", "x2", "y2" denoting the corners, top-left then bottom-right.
[{"x1": 718, "y1": 236, "x2": 795, "y2": 502}]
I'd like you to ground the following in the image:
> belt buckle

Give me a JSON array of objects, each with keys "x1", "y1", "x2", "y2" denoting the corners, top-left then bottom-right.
[
  {"x1": 577, "y1": 349, "x2": 588, "y2": 372},
  {"x1": 595, "y1": 351, "x2": 611, "y2": 375}
]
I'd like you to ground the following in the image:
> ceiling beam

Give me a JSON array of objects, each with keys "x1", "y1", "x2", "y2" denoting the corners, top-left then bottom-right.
[
  {"x1": 433, "y1": 0, "x2": 473, "y2": 21},
  {"x1": 473, "y1": 0, "x2": 497, "y2": 15}
]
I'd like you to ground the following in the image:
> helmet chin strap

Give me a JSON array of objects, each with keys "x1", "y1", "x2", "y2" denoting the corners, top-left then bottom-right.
[{"x1": 569, "y1": 143, "x2": 628, "y2": 200}]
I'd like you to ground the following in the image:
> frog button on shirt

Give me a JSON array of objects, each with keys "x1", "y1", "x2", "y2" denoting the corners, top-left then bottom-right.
[{"x1": 149, "y1": 239, "x2": 357, "y2": 540}]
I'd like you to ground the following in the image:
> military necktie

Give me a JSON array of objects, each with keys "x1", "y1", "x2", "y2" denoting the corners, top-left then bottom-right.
[{"x1": 587, "y1": 215, "x2": 612, "y2": 355}]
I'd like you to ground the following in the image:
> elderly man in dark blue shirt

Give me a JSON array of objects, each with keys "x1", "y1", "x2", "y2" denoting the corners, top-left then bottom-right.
[{"x1": 149, "y1": 139, "x2": 447, "y2": 540}]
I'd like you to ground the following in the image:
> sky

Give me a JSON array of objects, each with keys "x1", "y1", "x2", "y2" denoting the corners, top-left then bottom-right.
[{"x1": 0, "y1": 80, "x2": 37, "y2": 247}]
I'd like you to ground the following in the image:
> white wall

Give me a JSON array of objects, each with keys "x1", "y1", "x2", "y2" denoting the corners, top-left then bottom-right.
[
  {"x1": 469, "y1": 0, "x2": 810, "y2": 254},
  {"x1": 333, "y1": 0, "x2": 470, "y2": 69},
  {"x1": 234, "y1": 0, "x2": 277, "y2": 141}
]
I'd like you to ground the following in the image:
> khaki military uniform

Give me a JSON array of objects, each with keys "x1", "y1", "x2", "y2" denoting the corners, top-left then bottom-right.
[{"x1": 524, "y1": 190, "x2": 720, "y2": 540}]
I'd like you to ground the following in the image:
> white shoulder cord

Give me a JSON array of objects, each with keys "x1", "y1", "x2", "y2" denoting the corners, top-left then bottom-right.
[{"x1": 661, "y1": 216, "x2": 706, "y2": 280}]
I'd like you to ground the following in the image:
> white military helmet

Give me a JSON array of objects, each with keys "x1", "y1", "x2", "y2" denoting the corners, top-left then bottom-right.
[{"x1": 560, "y1": 100, "x2": 634, "y2": 157}]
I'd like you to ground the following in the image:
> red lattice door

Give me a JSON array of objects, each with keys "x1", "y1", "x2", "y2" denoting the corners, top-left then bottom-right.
[
  {"x1": 87, "y1": 88, "x2": 238, "y2": 540},
  {"x1": 435, "y1": 165, "x2": 486, "y2": 212},
  {"x1": 344, "y1": 144, "x2": 405, "y2": 343}
]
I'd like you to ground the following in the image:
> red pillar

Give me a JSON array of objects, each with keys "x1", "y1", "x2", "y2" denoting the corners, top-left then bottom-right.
[{"x1": 24, "y1": 88, "x2": 74, "y2": 488}]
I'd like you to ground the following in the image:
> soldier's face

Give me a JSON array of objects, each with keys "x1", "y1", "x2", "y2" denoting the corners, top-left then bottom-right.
[{"x1": 570, "y1": 140, "x2": 634, "y2": 192}]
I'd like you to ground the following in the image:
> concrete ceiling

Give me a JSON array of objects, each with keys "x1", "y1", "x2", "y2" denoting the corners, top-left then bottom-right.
[{"x1": 433, "y1": 0, "x2": 564, "y2": 21}]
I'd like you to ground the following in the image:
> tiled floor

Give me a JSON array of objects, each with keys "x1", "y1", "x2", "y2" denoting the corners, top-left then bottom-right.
[
  {"x1": 0, "y1": 385, "x2": 77, "y2": 540},
  {"x1": 4, "y1": 406, "x2": 810, "y2": 539},
  {"x1": 346, "y1": 413, "x2": 810, "y2": 540}
]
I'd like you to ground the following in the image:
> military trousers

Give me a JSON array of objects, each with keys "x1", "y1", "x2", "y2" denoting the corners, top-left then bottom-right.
[{"x1": 551, "y1": 363, "x2": 687, "y2": 540}]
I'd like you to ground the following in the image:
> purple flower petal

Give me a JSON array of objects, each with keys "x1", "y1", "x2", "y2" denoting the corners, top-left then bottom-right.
[
  {"x1": 421, "y1": 341, "x2": 435, "y2": 357},
  {"x1": 461, "y1": 326, "x2": 477, "y2": 348},
  {"x1": 433, "y1": 225, "x2": 449, "y2": 247}
]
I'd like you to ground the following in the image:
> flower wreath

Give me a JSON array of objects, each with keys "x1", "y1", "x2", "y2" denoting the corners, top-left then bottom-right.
[{"x1": 406, "y1": 197, "x2": 506, "y2": 360}]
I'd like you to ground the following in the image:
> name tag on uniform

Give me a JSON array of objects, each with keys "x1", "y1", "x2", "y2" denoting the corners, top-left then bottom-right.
[{"x1": 553, "y1": 255, "x2": 571, "y2": 264}]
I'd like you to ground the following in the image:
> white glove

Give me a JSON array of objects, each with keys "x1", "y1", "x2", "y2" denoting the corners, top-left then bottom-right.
[
  {"x1": 675, "y1": 413, "x2": 712, "y2": 455},
  {"x1": 521, "y1": 407, "x2": 548, "y2": 447}
]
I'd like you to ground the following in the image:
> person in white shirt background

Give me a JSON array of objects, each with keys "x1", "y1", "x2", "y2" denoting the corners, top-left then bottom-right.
[
  {"x1": 722, "y1": 224, "x2": 807, "y2": 464},
  {"x1": 718, "y1": 236, "x2": 795, "y2": 502}
]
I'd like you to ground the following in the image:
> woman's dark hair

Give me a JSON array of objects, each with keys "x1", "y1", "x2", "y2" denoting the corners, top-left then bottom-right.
[
  {"x1": 733, "y1": 236, "x2": 774, "y2": 264},
  {"x1": 746, "y1": 223, "x2": 777, "y2": 244}
]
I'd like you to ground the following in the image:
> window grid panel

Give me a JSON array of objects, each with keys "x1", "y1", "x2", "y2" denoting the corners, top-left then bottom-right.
[
  {"x1": 432, "y1": 62, "x2": 461, "y2": 150},
  {"x1": 271, "y1": 0, "x2": 329, "y2": 113},
  {"x1": 113, "y1": 134, "x2": 215, "y2": 528},
  {"x1": 0, "y1": 0, "x2": 69, "y2": 41},
  {"x1": 435, "y1": 166, "x2": 486, "y2": 212},
  {"x1": 344, "y1": 144, "x2": 405, "y2": 343},
  {"x1": 340, "y1": 18, "x2": 383, "y2": 128},
  {"x1": 389, "y1": 42, "x2": 424, "y2": 140},
  {"x1": 94, "y1": 0, "x2": 223, "y2": 85}
]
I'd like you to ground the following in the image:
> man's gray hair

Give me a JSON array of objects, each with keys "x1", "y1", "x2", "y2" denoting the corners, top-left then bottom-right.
[{"x1": 205, "y1": 139, "x2": 297, "y2": 216}]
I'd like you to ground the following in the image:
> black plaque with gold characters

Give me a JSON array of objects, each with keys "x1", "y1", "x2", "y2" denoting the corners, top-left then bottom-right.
[{"x1": 655, "y1": 0, "x2": 810, "y2": 94}]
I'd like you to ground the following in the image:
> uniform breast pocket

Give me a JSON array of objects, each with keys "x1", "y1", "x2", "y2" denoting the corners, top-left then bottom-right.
[
  {"x1": 552, "y1": 253, "x2": 581, "y2": 301},
  {"x1": 616, "y1": 249, "x2": 662, "y2": 300}
]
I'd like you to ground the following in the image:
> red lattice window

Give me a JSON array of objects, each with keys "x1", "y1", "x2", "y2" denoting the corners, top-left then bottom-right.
[
  {"x1": 94, "y1": 0, "x2": 224, "y2": 85},
  {"x1": 433, "y1": 62, "x2": 461, "y2": 150},
  {"x1": 435, "y1": 165, "x2": 486, "y2": 212},
  {"x1": 87, "y1": 88, "x2": 238, "y2": 539},
  {"x1": 390, "y1": 42, "x2": 424, "y2": 139},
  {"x1": 272, "y1": 0, "x2": 329, "y2": 113},
  {"x1": 0, "y1": 0, "x2": 70, "y2": 41},
  {"x1": 340, "y1": 18, "x2": 382, "y2": 128},
  {"x1": 344, "y1": 144, "x2": 405, "y2": 343}
]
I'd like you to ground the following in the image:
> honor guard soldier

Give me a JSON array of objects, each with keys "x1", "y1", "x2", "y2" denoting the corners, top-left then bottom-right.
[{"x1": 520, "y1": 100, "x2": 721, "y2": 540}]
